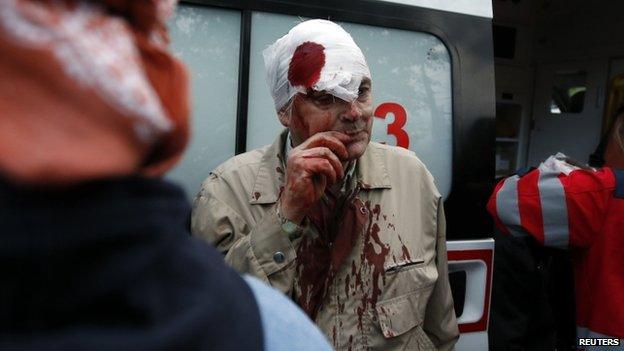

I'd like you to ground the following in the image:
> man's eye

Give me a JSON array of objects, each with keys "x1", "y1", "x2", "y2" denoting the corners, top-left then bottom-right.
[
  {"x1": 315, "y1": 94, "x2": 335, "y2": 106},
  {"x1": 358, "y1": 87, "x2": 370, "y2": 100}
]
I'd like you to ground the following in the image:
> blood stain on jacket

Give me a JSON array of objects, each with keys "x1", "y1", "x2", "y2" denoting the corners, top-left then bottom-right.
[{"x1": 398, "y1": 234, "x2": 412, "y2": 261}]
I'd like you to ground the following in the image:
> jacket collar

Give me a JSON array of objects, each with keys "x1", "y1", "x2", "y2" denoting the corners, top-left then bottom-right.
[
  {"x1": 356, "y1": 142, "x2": 392, "y2": 190},
  {"x1": 249, "y1": 129, "x2": 391, "y2": 205},
  {"x1": 249, "y1": 130, "x2": 288, "y2": 204}
]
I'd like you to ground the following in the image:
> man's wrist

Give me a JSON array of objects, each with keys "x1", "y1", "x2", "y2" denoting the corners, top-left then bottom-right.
[
  {"x1": 278, "y1": 199, "x2": 305, "y2": 224},
  {"x1": 277, "y1": 201, "x2": 304, "y2": 239}
]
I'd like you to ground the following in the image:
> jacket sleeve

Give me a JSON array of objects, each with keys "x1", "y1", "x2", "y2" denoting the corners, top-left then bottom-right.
[
  {"x1": 191, "y1": 174, "x2": 298, "y2": 294},
  {"x1": 487, "y1": 167, "x2": 615, "y2": 249},
  {"x1": 423, "y1": 198, "x2": 460, "y2": 350}
]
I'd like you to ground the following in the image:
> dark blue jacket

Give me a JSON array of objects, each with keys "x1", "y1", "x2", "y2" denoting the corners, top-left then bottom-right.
[{"x1": 0, "y1": 177, "x2": 263, "y2": 351}]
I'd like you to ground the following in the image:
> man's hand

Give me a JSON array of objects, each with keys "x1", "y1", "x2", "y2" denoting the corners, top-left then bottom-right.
[{"x1": 280, "y1": 131, "x2": 350, "y2": 224}]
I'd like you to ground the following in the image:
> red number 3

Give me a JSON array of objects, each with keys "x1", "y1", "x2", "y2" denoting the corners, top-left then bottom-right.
[{"x1": 374, "y1": 102, "x2": 410, "y2": 149}]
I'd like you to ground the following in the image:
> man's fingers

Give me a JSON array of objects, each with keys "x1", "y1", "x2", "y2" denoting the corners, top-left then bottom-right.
[
  {"x1": 299, "y1": 147, "x2": 344, "y2": 179},
  {"x1": 305, "y1": 158, "x2": 338, "y2": 185},
  {"x1": 297, "y1": 132, "x2": 349, "y2": 160},
  {"x1": 320, "y1": 131, "x2": 352, "y2": 143}
]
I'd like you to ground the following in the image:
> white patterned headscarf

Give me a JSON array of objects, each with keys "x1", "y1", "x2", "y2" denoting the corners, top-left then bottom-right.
[{"x1": 0, "y1": 0, "x2": 189, "y2": 185}]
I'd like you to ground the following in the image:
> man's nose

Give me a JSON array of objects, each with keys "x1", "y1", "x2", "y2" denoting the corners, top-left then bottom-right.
[{"x1": 339, "y1": 100, "x2": 362, "y2": 122}]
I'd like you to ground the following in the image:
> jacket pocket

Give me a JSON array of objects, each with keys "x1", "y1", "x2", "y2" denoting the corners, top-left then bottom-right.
[
  {"x1": 385, "y1": 259, "x2": 425, "y2": 275},
  {"x1": 375, "y1": 284, "x2": 434, "y2": 339},
  {"x1": 382, "y1": 258, "x2": 438, "y2": 300}
]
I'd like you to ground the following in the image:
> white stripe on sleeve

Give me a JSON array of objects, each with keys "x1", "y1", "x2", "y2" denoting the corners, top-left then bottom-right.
[
  {"x1": 538, "y1": 171, "x2": 570, "y2": 249},
  {"x1": 496, "y1": 175, "x2": 527, "y2": 238}
]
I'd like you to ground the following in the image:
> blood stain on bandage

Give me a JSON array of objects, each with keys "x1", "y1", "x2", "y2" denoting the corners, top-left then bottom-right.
[{"x1": 288, "y1": 41, "x2": 325, "y2": 88}]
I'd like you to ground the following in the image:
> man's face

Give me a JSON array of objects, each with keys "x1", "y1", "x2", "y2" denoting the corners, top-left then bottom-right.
[{"x1": 283, "y1": 78, "x2": 373, "y2": 161}]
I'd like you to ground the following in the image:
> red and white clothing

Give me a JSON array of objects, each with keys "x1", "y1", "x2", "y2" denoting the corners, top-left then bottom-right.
[{"x1": 487, "y1": 155, "x2": 624, "y2": 342}]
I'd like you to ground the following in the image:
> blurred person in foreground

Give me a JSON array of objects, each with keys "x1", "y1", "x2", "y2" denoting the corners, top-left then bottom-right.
[
  {"x1": 0, "y1": 1, "x2": 331, "y2": 350},
  {"x1": 191, "y1": 19, "x2": 458, "y2": 350},
  {"x1": 487, "y1": 110, "x2": 624, "y2": 348}
]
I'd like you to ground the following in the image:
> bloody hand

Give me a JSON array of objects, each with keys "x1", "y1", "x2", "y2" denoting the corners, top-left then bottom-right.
[{"x1": 280, "y1": 131, "x2": 350, "y2": 223}]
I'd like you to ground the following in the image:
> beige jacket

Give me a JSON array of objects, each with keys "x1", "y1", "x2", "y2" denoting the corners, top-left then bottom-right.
[{"x1": 192, "y1": 130, "x2": 459, "y2": 350}]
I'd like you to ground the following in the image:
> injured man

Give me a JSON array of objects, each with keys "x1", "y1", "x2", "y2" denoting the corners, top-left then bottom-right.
[{"x1": 191, "y1": 19, "x2": 459, "y2": 351}]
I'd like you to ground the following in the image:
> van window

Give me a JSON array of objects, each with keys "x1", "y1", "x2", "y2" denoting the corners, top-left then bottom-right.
[
  {"x1": 550, "y1": 70, "x2": 587, "y2": 114},
  {"x1": 246, "y1": 12, "x2": 453, "y2": 198},
  {"x1": 167, "y1": 6, "x2": 241, "y2": 197}
]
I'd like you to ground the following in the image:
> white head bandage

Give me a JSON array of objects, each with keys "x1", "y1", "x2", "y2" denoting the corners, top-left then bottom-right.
[{"x1": 262, "y1": 19, "x2": 371, "y2": 111}]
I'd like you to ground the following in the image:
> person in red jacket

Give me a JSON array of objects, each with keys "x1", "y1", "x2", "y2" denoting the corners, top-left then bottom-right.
[{"x1": 487, "y1": 111, "x2": 624, "y2": 345}]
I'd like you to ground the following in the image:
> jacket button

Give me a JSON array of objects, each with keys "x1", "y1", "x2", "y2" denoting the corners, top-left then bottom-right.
[{"x1": 273, "y1": 251, "x2": 285, "y2": 263}]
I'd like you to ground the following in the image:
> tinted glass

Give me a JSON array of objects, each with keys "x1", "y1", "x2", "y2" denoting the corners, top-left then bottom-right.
[{"x1": 166, "y1": 5, "x2": 241, "y2": 197}]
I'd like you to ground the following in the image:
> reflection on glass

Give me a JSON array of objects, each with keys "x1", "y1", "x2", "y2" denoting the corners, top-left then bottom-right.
[
  {"x1": 550, "y1": 70, "x2": 587, "y2": 114},
  {"x1": 166, "y1": 5, "x2": 241, "y2": 197}
]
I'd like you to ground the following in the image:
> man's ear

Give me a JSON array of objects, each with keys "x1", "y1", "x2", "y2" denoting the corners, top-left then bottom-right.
[
  {"x1": 278, "y1": 109, "x2": 290, "y2": 127},
  {"x1": 277, "y1": 97, "x2": 295, "y2": 127}
]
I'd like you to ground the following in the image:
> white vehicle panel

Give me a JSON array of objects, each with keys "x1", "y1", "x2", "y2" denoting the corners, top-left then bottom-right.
[
  {"x1": 447, "y1": 239, "x2": 494, "y2": 351},
  {"x1": 455, "y1": 331, "x2": 489, "y2": 351}
]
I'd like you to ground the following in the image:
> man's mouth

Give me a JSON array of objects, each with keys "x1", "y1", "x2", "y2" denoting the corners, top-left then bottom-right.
[
  {"x1": 338, "y1": 131, "x2": 368, "y2": 147},
  {"x1": 343, "y1": 130, "x2": 363, "y2": 137}
]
